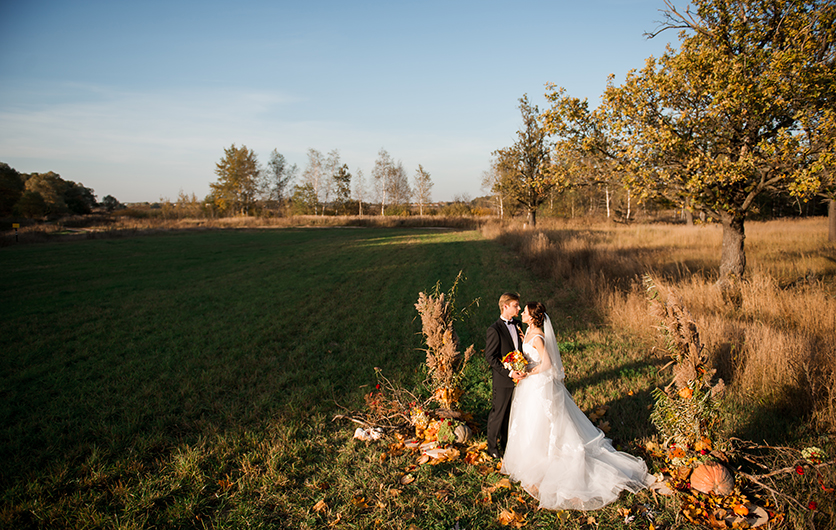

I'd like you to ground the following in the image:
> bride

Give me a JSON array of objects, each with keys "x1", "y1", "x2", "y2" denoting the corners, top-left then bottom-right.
[{"x1": 501, "y1": 301, "x2": 653, "y2": 510}]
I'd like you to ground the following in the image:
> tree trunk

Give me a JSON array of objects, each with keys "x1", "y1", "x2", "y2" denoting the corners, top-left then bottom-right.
[
  {"x1": 719, "y1": 211, "x2": 746, "y2": 281},
  {"x1": 829, "y1": 199, "x2": 836, "y2": 242},
  {"x1": 683, "y1": 197, "x2": 693, "y2": 225},
  {"x1": 527, "y1": 208, "x2": 537, "y2": 228},
  {"x1": 715, "y1": 211, "x2": 746, "y2": 307},
  {"x1": 605, "y1": 186, "x2": 611, "y2": 218}
]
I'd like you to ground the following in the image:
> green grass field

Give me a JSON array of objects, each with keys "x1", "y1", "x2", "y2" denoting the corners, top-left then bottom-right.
[
  {"x1": 1, "y1": 228, "x2": 606, "y2": 528},
  {"x1": 2, "y1": 227, "x2": 818, "y2": 529}
]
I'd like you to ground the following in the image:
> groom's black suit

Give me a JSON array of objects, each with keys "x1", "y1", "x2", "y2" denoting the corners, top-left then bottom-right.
[{"x1": 485, "y1": 317, "x2": 523, "y2": 457}]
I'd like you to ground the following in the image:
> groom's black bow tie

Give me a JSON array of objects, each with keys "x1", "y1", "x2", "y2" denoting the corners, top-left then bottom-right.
[{"x1": 503, "y1": 319, "x2": 515, "y2": 325}]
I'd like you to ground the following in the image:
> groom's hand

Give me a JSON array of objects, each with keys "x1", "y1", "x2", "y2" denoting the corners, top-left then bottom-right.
[{"x1": 510, "y1": 370, "x2": 527, "y2": 380}]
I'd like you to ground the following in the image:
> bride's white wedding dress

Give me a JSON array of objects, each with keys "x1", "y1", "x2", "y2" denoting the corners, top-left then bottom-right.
[{"x1": 501, "y1": 316, "x2": 652, "y2": 510}]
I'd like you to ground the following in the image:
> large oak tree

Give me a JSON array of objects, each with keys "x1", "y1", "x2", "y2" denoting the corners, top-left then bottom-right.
[{"x1": 546, "y1": 0, "x2": 836, "y2": 281}]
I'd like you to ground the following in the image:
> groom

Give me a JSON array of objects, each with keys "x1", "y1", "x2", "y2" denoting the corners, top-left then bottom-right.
[{"x1": 485, "y1": 292, "x2": 525, "y2": 459}]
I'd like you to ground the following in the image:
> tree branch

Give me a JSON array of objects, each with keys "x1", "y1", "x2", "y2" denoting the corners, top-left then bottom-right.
[
  {"x1": 736, "y1": 470, "x2": 809, "y2": 512},
  {"x1": 645, "y1": 0, "x2": 711, "y2": 40}
]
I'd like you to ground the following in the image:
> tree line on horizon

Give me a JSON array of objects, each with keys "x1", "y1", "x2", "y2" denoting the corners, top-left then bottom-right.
[
  {"x1": 0, "y1": 162, "x2": 125, "y2": 219},
  {"x1": 2, "y1": 0, "x2": 833, "y2": 267},
  {"x1": 204, "y1": 145, "x2": 435, "y2": 218}
]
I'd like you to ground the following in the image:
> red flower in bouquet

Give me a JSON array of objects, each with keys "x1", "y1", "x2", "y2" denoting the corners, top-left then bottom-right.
[{"x1": 502, "y1": 350, "x2": 527, "y2": 372}]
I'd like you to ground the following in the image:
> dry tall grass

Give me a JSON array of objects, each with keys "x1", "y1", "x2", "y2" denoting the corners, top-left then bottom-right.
[{"x1": 482, "y1": 217, "x2": 836, "y2": 432}]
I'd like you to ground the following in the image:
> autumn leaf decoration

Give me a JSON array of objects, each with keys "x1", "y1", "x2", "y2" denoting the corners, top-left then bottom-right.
[{"x1": 498, "y1": 508, "x2": 527, "y2": 527}]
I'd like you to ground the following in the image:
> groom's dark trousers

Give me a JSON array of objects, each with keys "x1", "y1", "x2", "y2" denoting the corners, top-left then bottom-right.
[{"x1": 485, "y1": 317, "x2": 521, "y2": 456}]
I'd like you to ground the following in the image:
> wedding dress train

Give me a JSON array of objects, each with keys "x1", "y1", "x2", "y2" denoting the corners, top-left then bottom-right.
[{"x1": 501, "y1": 317, "x2": 652, "y2": 510}]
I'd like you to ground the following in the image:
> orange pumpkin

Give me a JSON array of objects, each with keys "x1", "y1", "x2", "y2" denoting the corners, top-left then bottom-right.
[{"x1": 690, "y1": 462, "x2": 734, "y2": 495}]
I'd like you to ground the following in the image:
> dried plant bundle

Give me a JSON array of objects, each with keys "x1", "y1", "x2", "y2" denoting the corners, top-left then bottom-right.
[
  {"x1": 414, "y1": 272, "x2": 477, "y2": 413},
  {"x1": 646, "y1": 275, "x2": 725, "y2": 451}
]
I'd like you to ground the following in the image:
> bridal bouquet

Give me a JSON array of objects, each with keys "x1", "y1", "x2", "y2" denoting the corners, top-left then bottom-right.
[{"x1": 502, "y1": 350, "x2": 527, "y2": 372}]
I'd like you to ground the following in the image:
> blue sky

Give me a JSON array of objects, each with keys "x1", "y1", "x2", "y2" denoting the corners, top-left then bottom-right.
[{"x1": 0, "y1": 0, "x2": 675, "y2": 203}]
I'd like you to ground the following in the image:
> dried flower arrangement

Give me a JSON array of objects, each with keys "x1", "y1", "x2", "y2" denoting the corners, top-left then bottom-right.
[
  {"x1": 644, "y1": 275, "x2": 836, "y2": 528},
  {"x1": 414, "y1": 270, "x2": 478, "y2": 416}
]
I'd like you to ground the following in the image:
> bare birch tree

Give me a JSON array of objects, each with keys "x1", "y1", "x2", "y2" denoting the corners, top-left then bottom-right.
[
  {"x1": 390, "y1": 161, "x2": 412, "y2": 209},
  {"x1": 372, "y1": 148, "x2": 393, "y2": 216},
  {"x1": 481, "y1": 162, "x2": 507, "y2": 218},
  {"x1": 323, "y1": 149, "x2": 341, "y2": 214},
  {"x1": 301, "y1": 148, "x2": 324, "y2": 215},
  {"x1": 265, "y1": 149, "x2": 296, "y2": 215},
  {"x1": 413, "y1": 164, "x2": 433, "y2": 215},
  {"x1": 355, "y1": 168, "x2": 367, "y2": 216}
]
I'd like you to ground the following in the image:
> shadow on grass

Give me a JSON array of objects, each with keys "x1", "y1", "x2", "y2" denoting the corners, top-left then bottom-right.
[
  {"x1": 499, "y1": 227, "x2": 721, "y2": 289},
  {"x1": 566, "y1": 360, "x2": 663, "y2": 444},
  {"x1": 727, "y1": 385, "x2": 816, "y2": 446},
  {"x1": 0, "y1": 228, "x2": 540, "y2": 486}
]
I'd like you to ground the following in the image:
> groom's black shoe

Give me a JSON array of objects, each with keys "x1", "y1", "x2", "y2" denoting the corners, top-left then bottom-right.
[{"x1": 488, "y1": 449, "x2": 501, "y2": 459}]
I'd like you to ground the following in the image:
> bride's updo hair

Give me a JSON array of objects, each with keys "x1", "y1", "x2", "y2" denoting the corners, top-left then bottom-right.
[{"x1": 525, "y1": 302, "x2": 547, "y2": 328}]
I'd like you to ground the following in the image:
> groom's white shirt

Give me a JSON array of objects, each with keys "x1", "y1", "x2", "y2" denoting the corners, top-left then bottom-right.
[{"x1": 503, "y1": 319, "x2": 519, "y2": 350}]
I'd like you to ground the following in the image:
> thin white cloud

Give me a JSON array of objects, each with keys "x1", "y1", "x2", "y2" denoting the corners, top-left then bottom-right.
[
  {"x1": 0, "y1": 82, "x2": 489, "y2": 201},
  {"x1": 1, "y1": 84, "x2": 302, "y2": 159}
]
